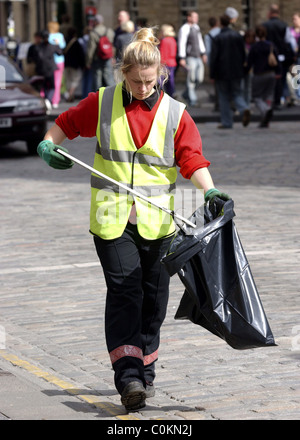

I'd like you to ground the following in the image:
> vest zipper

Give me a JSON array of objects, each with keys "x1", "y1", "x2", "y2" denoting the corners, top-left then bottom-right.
[{"x1": 130, "y1": 150, "x2": 138, "y2": 190}]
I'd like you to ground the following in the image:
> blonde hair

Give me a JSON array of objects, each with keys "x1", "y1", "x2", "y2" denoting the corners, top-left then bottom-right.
[
  {"x1": 118, "y1": 27, "x2": 168, "y2": 86},
  {"x1": 47, "y1": 21, "x2": 59, "y2": 34},
  {"x1": 160, "y1": 24, "x2": 176, "y2": 38},
  {"x1": 121, "y1": 20, "x2": 135, "y2": 33}
]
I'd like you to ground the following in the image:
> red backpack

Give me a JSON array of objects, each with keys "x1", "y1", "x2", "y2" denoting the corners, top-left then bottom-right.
[{"x1": 95, "y1": 30, "x2": 113, "y2": 60}]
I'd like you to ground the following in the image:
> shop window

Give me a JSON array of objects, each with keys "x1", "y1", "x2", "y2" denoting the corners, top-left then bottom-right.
[
  {"x1": 129, "y1": 0, "x2": 139, "y2": 23},
  {"x1": 242, "y1": 0, "x2": 252, "y2": 29}
]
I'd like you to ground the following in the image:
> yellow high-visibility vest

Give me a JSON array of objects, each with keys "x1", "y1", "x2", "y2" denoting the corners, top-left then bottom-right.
[{"x1": 90, "y1": 83, "x2": 185, "y2": 239}]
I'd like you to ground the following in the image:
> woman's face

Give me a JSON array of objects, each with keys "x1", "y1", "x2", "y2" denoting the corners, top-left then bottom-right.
[{"x1": 125, "y1": 64, "x2": 158, "y2": 100}]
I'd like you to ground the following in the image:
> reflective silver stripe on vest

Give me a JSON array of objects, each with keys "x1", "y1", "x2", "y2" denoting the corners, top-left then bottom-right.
[
  {"x1": 97, "y1": 85, "x2": 182, "y2": 167},
  {"x1": 96, "y1": 143, "x2": 136, "y2": 163},
  {"x1": 99, "y1": 85, "x2": 115, "y2": 154},
  {"x1": 91, "y1": 175, "x2": 176, "y2": 197},
  {"x1": 95, "y1": 144, "x2": 176, "y2": 167}
]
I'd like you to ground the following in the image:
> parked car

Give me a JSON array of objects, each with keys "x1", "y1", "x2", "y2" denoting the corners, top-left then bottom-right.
[{"x1": 0, "y1": 54, "x2": 47, "y2": 154}]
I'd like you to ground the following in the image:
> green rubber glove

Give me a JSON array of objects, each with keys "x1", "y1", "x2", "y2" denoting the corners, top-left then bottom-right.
[
  {"x1": 204, "y1": 188, "x2": 231, "y2": 202},
  {"x1": 37, "y1": 140, "x2": 74, "y2": 170}
]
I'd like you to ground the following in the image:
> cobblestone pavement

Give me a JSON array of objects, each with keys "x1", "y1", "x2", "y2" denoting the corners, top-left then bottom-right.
[{"x1": 0, "y1": 117, "x2": 299, "y2": 420}]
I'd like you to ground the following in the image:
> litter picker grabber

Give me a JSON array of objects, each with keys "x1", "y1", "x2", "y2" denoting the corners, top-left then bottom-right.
[{"x1": 54, "y1": 147, "x2": 197, "y2": 229}]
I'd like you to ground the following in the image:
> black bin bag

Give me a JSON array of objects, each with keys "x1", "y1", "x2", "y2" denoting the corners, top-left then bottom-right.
[{"x1": 162, "y1": 198, "x2": 276, "y2": 350}]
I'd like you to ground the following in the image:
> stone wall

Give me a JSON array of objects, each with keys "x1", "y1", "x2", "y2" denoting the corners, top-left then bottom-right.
[
  {"x1": 2, "y1": 0, "x2": 299, "y2": 47},
  {"x1": 112, "y1": 0, "x2": 299, "y2": 34}
]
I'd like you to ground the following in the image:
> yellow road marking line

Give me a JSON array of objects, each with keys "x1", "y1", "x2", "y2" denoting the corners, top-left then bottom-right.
[{"x1": 0, "y1": 351, "x2": 139, "y2": 421}]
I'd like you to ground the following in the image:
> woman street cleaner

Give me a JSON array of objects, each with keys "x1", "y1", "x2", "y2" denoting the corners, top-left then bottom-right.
[{"x1": 37, "y1": 28, "x2": 230, "y2": 412}]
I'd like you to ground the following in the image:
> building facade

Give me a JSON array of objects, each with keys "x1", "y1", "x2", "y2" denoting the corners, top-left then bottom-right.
[{"x1": 0, "y1": 0, "x2": 299, "y2": 43}]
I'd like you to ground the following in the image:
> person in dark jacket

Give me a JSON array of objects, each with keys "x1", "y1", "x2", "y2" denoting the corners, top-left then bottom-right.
[
  {"x1": 64, "y1": 27, "x2": 85, "y2": 102},
  {"x1": 246, "y1": 25, "x2": 280, "y2": 128},
  {"x1": 210, "y1": 15, "x2": 250, "y2": 129},
  {"x1": 26, "y1": 31, "x2": 43, "y2": 78},
  {"x1": 262, "y1": 4, "x2": 297, "y2": 106},
  {"x1": 114, "y1": 20, "x2": 135, "y2": 63},
  {"x1": 29, "y1": 30, "x2": 62, "y2": 105}
]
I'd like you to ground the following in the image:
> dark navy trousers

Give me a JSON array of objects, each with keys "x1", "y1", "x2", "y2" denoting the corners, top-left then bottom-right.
[{"x1": 94, "y1": 222, "x2": 173, "y2": 394}]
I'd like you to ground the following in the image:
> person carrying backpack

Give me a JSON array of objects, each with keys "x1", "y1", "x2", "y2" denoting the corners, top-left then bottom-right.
[{"x1": 86, "y1": 14, "x2": 115, "y2": 91}]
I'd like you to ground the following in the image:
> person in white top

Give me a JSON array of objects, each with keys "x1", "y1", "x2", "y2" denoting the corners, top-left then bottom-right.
[{"x1": 178, "y1": 11, "x2": 207, "y2": 106}]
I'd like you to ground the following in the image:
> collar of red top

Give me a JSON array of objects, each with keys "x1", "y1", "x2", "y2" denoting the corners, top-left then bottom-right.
[{"x1": 122, "y1": 84, "x2": 162, "y2": 110}]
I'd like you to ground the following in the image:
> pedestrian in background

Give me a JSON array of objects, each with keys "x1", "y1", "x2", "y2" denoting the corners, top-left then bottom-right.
[
  {"x1": 86, "y1": 14, "x2": 115, "y2": 90},
  {"x1": 204, "y1": 17, "x2": 220, "y2": 65},
  {"x1": 210, "y1": 14, "x2": 250, "y2": 129},
  {"x1": 289, "y1": 12, "x2": 300, "y2": 48},
  {"x1": 178, "y1": 11, "x2": 207, "y2": 107},
  {"x1": 288, "y1": 12, "x2": 300, "y2": 101},
  {"x1": 79, "y1": 26, "x2": 93, "y2": 98},
  {"x1": 29, "y1": 29, "x2": 62, "y2": 109},
  {"x1": 204, "y1": 17, "x2": 220, "y2": 111},
  {"x1": 26, "y1": 31, "x2": 42, "y2": 78},
  {"x1": 63, "y1": 27, "x2": 85, "y2": 102},
  {"x1": 114, "y1": 10, "x2": 131, "y2": 46},
  {"x1": 159, "y1": 24, "x2": 177, "y2": 97},
  {"x1": 48, "y1": 21, "x2": 66, "y2": 109},
  {"x1": 114, "y1": 20, "x2": 135, "y2": 63},
  {"x1": 225, "y1": 7, "x2": 240, "y2": 29},
  {"x1": 246, "y1": 25, "x2": 279, "y2": 128},
  {"x1": 37, "y1": 27, "x2": 230, "y2": 413},
  {"x1": 262, "y1": 4, "x2": 297, "y2": 108},
  {"x1": 243, "y1": 28, "x2": 256, "y2": 106}
]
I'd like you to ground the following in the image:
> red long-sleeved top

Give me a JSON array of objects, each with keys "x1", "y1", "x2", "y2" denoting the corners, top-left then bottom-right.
[
  {"x1": 160, "y1": 37, "x2": 178, "y2": 67},
  {"x1": 55, "y1": 89, "x2": 210, "y2": 179}
]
